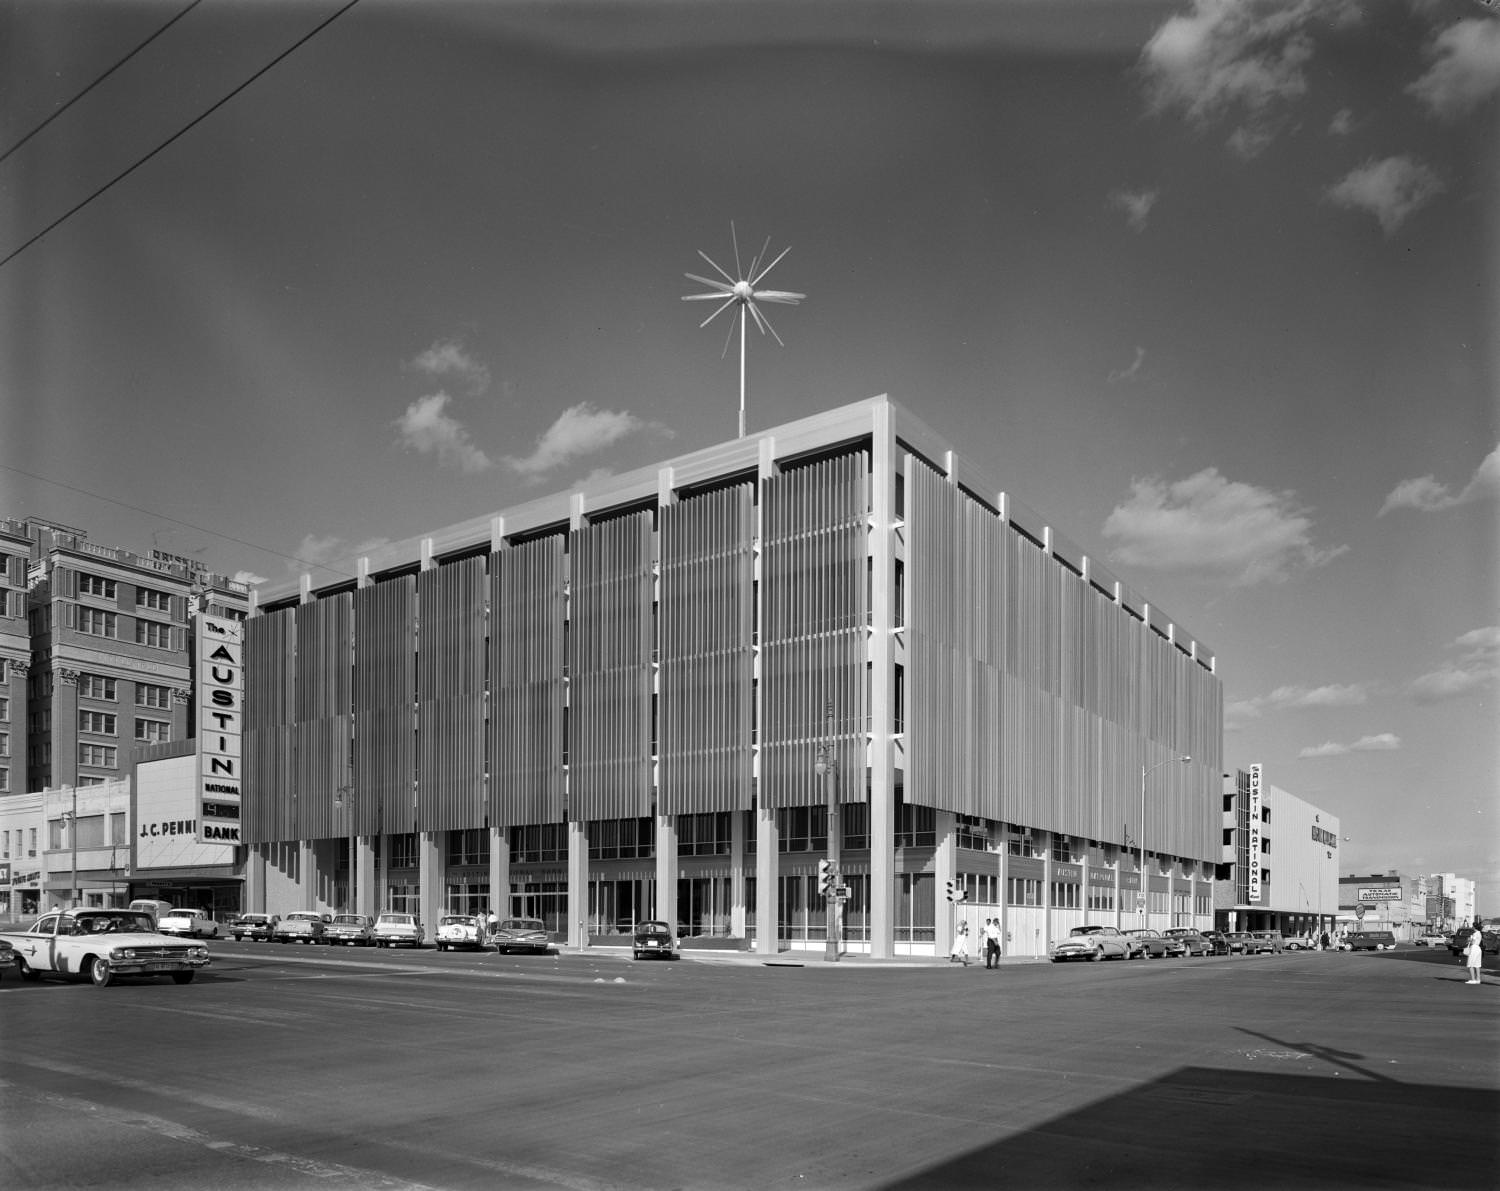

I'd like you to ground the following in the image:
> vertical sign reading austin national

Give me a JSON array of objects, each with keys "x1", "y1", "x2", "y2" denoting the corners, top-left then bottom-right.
[
  {"x1": 197, "y1": 614, "x2": 243, "y2": 844},
  {"x1": 1246, "y1": 763, "x2": 1263, "y2": 903}
]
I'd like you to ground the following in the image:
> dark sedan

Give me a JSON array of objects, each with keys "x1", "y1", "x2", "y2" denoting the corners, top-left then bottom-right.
[
  {"x1": 492, "y1": 918, "x2": 551, "y2": 955},
  {"x1": 1164, "y1": 928, "x2": 1214, "y2": 956},
  {"x1": 633, "y1": 920, "x2": 677, "y2": 960}
]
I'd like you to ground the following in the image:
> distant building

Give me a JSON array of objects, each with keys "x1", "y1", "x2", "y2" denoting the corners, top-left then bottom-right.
[
  {"x1": 1338, "y1": 871, "x2": 1431, "y2": 941},
  {"x1": 1215, "y1": 765, "x2": 1340, "y2": 937},
  {"x1": 0, "y1": 517, "x2": 250, "y2": 918},
  {"x1": 1425, "y1": 873, "x2": 1476, "y2": 930}
]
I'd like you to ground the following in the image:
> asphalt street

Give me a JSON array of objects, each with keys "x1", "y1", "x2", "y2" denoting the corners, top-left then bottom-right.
[{"x1": 1, "y1": 942, "x2": 1495, "y2": 1190}]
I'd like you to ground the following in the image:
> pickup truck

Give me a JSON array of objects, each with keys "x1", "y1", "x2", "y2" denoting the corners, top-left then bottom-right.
[{"x1": 0, "y1": 908, "x2": 212, "y2": 987}]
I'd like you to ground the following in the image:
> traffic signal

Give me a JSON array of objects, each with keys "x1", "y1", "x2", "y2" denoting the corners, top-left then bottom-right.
[
  {"x1": 945, "y1": 881, "x2": 967, "y2": 904},
  {"x1": 818, "y1": 859, "x2": 837, "y2": 898},
  {"x1": 945, "y1": 880, "x2": 955, "y2": 903}
]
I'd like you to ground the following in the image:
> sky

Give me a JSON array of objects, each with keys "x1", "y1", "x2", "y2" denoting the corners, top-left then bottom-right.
[{"x1": 2, "y1": 0, "x2": 1496, "y2": 906}]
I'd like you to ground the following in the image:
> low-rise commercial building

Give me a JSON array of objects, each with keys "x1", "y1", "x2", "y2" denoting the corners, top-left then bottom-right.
[
  {"x1": 244, "y1": 398, "x2": 1224, "y2": 957},
  {"x1": 1215, "y1": 765, "x2": 1340, "y2": 938}
]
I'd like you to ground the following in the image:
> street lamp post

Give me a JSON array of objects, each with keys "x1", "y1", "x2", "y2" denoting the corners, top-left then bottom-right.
[
  {"x1": 1139, "y1": 754, "x2": 1190, "y2": 925},
  {"x1": 815, "y1": 736, "x2": 840, "y2": 963}
]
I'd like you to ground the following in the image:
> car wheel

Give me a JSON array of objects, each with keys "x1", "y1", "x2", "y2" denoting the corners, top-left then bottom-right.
[
  {"x1": 1090, "y1": 947, "x2": 1103, "y2": 962},
  {"x1": 16, "y1": 957, "x2": 39, "y2": 982},
  {"x1": 87, "y1": 956, "x2": 113, "y2": 988},
  {"x1": 171, "y1": 972, "x2": 195, "y2": 985}
]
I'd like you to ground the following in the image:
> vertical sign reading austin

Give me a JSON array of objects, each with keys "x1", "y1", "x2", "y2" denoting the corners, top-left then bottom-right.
[{"x1": 198, "y1": 614, "x2": 243, "y2": 844}]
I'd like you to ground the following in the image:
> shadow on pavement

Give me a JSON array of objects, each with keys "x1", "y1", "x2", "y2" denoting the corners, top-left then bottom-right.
[{"x1": 880, "y1": 1064, "x2": 1499, "y2": 1190}]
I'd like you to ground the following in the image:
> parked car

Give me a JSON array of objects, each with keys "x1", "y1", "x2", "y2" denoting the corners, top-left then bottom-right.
[
  {"x1": 1413, "y1": 931, "x2": 1449, "y2": 948},
  {"x1": 232, "y1": 913, "x2": 279, "y2": 942},
  {"x1": 491, "y1": 917, "x2": 550, "y2": 955},
  {"x1": 372, "y1": 912, "x2": 424, "y2": 948},
  {"x1": 1200, "y1": 929, "x2": 1231, "y2": 955},
  {"x1": 1282, "y1": 934, "x2": 1314, "y2": 951},
  {"x1": 436, "y1": 914, "x2": 488, "y2": 951},
  {"x1": 156, "y1": 909, "x2": 220, "y2": 939},
  {"x1": 0, "y1": 937, "x2": 16, "y2": 979},
  {"x1": 325, "y1": 914, "x2": 377, "y2": 947},
  {"x1": 1125, "y1": 929, "x2": 1184, "y2": 958},
  {"x1": 1048, "y1": 925, "x2": 1135, "y2": 962},
  {"x1": 273, "y1": 911, "x2": 329, "y2": 944},
  {"x1": 1223, "y1": 931, "x2": 1255, "y2": 954},
  {"x1": 1343, "y1": 931, "x2": 1396, "y2": 951},
  {"x1": 1446, "y1": 927, "x2": 1499, "y2": 956},
  {"x1": 1248, "y1": 931, "x2": 1285, "y2": 954},
  {"x1": 1164, "y1": 928, "x2": 1213, "y2": 956},
  {"x1": 632, "y1": 920, "x2": 677, "y2": 960}
]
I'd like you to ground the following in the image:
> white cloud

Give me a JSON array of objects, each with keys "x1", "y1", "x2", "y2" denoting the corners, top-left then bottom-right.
[
  {"x1": 1108, "y1": 346, "x2": 1147, "y2": 383},
  {"x1": 1407, "y1": 17, "x2": 1500, "y2": 120},
  {"x1": 503, "y1": 403, "x2": 652, "y2": 479},
  {"x1": 1139, "y1": 0, "x2": 1360, "y2": 154},
  {"x1": 1102, "y1": 467, "x2": 1347, "y2": 585},
  {"x1": 296, "y1": 534, "x2": 344, "y2": 566},
  {"x1": 408, "y1": 339, "x2": 491, "y2": 396},
  {"x1": 232, "y1": 569, "x2": 269, "y2": 587},
  {"x1": 1410, "y1": 626, "x2": 1500, "y2": 705},
  {"x1": 393, "y1": 392, "x2": 493, "y2": 474},
  {"x1": 1298, "y1": 732, "x2": 1401, "y2": 759},
  {"x1": 1108, "y1": 188, "x2": 1159, "y2": 232},
  {"x1": 1327, "y1": 107, "x2": 1354, "y2": 135},
  {"x1": 1324, "y1": 156, "x2": 1445, "y2": 236},
  {"x1": 1379, "y1": 443, "x2": 1500, "y2": 515},
  {"x1": 1226, "y1": 682, "x2": 1370, "y2": 730}
]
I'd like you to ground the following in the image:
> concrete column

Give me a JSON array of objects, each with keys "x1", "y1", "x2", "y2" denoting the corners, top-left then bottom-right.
[
  {"x1": 1042, "y1": 836, "x2": 1054, "y2": 945},
  {"x1": 730, "y1": 808, "x2": 746, "y2": 937},
  {"x1": 755, "y1": 804, "x2": 778, "y2": 956},
  {"x1": 489, "y1": 825, "x2": 508, "y2": 919},
  {"x1": 356, "y1": 836, "x2": 375, "y2": 919},
  {"x1": 997, "y1": 826, "x2": 1010, "y2": 953},
  {"x1": 935, "y1": 810, "x2": 956, "y2": 956},
  {"x1": 868, "y1": 400, "x2": 897, "y2": 959},
  {"x1": 567, "y1": 820, "x2": 588, "y2": 948},
  {"x1": 418, "y1": 831, "x2": 442, "y2": 934},
  {"x1": 298, "y1": 839, "x2": 315, "y2": 910},
  {"x1": 244, "y1": 845, "x2": 266, "y2": 913},
  {"x1": 655, "y1": 813, "x2": 678, "y2": 933}
]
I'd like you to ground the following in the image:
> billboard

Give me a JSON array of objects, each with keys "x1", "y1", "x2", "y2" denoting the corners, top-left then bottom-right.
[
  {"x1": 197, "y1": 614, "x2": 243, "y2": 845},
  {"x1": 138, "y1": 754, "x2": 235, "y2": 869},
  {"x1": 1357, "y1": 886, "x2": 1402, "y2": 902},
  {"x1": 1247, "y1": 764, "x2": 1262, "y2": 903}
]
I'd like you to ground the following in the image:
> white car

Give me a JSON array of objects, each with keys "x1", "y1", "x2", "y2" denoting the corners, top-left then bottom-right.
[
  {"x1": 156, "y1": 910, "x2": 220, "y2": 939},
  {"x1": 435, "y1": 914, "x2": 487, "y2": 951},
  {"x1": 373, "y1": 912, "x2": 424, "y2": 948},
  {"x1": 1414, "y1": 932, "x2": 1448, "y2": 948}
]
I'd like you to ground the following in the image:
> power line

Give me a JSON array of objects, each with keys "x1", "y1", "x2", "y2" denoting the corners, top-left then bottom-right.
[
  {"x1": 0, "y1": 0, "x2": 362, "y2": 272},
  {"x1": 0, "y1": 0, "x2": 206, "y2": 167},
  {"x1": 0, "y1": 462, "x2": 355, "y2": 579}
]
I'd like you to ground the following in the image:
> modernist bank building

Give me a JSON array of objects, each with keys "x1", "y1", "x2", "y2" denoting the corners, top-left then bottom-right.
[{"x1": 245, "y1": 398, "x2": 1223, "y2": 958}]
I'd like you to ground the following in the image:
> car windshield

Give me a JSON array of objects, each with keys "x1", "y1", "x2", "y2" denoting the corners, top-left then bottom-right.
[
  {"x1": 1070, "y1": 926, "x2": 1103, "y2": 936},
  {"x1": 441, "y1": 916, "x2": 473, "y2": 926},
  {"x1": 501, "y1": 920, "x2": 544, "y2": 931},
  {"x1": 332, "y1": 916, "x2": 364, "y2": 926},
  {"x1": 289, "y1": 913, "x2": 321, "y2": 922},
  {"x1": 74, "y1": 912, "x2": 155, "y2": 935},
  {"x1": 378, "y1": 915, "x2": 412, "y2": 925}
]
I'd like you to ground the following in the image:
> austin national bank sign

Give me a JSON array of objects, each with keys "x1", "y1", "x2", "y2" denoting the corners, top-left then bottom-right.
[{"x1": 197, "y1": 614, "x2": 243, "y2": 845}]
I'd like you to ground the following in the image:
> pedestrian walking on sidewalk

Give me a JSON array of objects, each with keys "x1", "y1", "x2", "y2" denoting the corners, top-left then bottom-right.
[
  {"x1": 950, "y1": 920, "x2": 970, "y2": 966},
  {"x1": 983, "y1": 918, "x2": 1001, "y2": 968}
]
